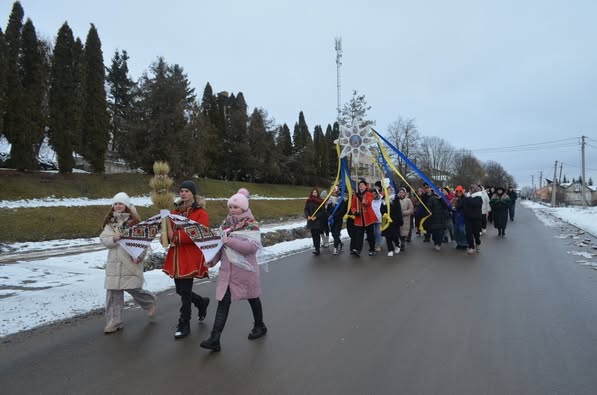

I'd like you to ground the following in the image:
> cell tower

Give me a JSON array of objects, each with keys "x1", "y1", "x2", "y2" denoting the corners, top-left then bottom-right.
[{"x1": 335, "y1": 37, "x2": 342, "y2": 123}]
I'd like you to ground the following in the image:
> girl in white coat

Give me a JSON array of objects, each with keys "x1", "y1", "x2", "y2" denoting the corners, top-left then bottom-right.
[{"x1": 99, "y1": 192, "x2": 157, "y2": 334}]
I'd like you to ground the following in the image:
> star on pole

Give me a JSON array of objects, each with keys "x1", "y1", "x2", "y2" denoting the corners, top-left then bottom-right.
[{"x1": 334, "y1": 122, "x2": 376, "y2": 164}]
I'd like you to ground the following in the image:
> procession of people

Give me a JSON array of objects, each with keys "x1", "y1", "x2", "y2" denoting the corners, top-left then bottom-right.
[{"x1": 101, "y1": 178, "x2": 515, "y2": 352}]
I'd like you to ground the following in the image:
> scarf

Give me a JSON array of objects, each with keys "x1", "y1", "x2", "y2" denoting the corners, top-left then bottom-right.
[{"x1": 221, "y1": 211, "x2": 262, "y2": 272}]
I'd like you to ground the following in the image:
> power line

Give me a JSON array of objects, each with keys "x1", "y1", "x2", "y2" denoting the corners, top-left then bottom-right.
[{"x1": 470, "y1": 138, "x2": 580, "y2": 154}]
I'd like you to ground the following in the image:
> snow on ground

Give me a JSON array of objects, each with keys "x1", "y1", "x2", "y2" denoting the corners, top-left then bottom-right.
[
  {"x1": 0, "y1": 218, "x2": 344, "y2": 337},
  {"x1": 0, "y1": 195, "x2": 303, "y2": 209},
  {"x1": 521, "y1": 200, "x2": 597, "y2": 237}
]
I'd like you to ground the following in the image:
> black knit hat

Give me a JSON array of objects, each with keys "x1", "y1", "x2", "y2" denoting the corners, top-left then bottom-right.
[{"x1": 180, "y1": 180, "x2": 197, "y2": 196}]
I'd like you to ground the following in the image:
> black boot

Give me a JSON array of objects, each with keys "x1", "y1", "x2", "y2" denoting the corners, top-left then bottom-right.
[
  {"x1": 193, "y1": 294, "x2": 210, "y2": 321},
  {"x1": 400, "y1": 237, "x2": 406, "y2": 251},
  {"x1": 174, "y1": 318, "x2": 190, "y2": 339},
  {"x1": 248, "y1": 298, "x2": 267, "y2": 340},
  {"x1": 200, "y1": 292, "x2": 231, "y2": 352},
  {"x1": 200, "y1": 331, "x2": 222, "y2": 351}
]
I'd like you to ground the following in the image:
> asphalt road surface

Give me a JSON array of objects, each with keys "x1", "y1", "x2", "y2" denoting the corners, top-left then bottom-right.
[{"x1": 1, "y1": 205, "x2": 597, "y2": 394}]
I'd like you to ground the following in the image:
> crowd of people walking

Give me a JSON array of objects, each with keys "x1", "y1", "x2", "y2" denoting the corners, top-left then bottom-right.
[{"x1": 304, "y1": 179, "x2": 516, "y2": 257}]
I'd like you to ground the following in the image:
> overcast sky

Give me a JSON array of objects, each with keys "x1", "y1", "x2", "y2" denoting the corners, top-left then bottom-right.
[{"x1": 3, "y1": 0, "x2": 596, "y2": 187}]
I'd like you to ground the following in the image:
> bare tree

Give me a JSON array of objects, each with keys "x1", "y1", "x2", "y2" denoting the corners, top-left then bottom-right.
[
  {"x1": 386, "y1": 117, "x2": 420, "y2": 180},
  {"x1": 483, "y1": 160, "x2": 515, "y2": 188},
  {"x1": 418, "y1": 136, "x2": 455, "y2": 184},
  {"x1": 450, "y1": 150, "x2": 484, "y2": 187}
]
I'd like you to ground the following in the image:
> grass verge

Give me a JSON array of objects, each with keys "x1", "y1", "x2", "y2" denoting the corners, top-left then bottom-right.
[{"x1": 0, "y1": 200, "x2": 306, "y2": 242}]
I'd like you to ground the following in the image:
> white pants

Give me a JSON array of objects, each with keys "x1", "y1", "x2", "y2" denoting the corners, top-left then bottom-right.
[{"x1": 105, "y1": 288, "x2": 156, "y2": 325}]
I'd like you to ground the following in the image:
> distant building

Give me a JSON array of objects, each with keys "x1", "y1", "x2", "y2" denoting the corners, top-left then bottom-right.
[{"x1": 535, "y1": 181, "x2": 597, "y2": 206}]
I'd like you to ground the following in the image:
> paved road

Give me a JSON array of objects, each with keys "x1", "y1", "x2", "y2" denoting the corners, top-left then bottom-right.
[{"x1": 1, "y1": 205, "x2": 597, "y2": 394}]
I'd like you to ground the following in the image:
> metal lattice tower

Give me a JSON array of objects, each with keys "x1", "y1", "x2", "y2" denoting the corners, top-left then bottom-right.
[{"x1": 335, "y1": 37, "x2": 342, "y2": 123}]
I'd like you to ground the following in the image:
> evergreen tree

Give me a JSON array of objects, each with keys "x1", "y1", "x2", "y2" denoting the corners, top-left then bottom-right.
[
  {"x1": 106, "y1": 49, "x2": 135, "y2": 154},
  {"x1": 3, "y1": 1, "x2": 25, "y2": 152},
  {"x1": 589, "y1": 177, "x2": 593, "y2": 186},
  {"x1": 197, "y1": 82, "x2": 223, "y2": 178},
  {"x1": 562, "y1": 175, "x2": 568, "y2": 183},
  {"x1": 226, "y1": 92, "x2": 250, "y2": 180},
  {"x1": 123, "y1": 57, "x2": 195, "y2": 177},
  {"x1": 10, "y1": 18, "x2": 45, "y2": 169},
  {"x1": 80, "y1": 24, "x2": 109, "y2": 172},
  {"x1": 275, "y1": 123, "x2": 292, "y2": 156},
  {"x1": 313, "y1": 124, "x2": 327, "y2": 179},
  {"x1": 48, "y1": 22, "x2": 77, "y2": 173},
  {"x1": 290, "y1": 111, "x2": 314, "y2": 184},
  {"x1": 339, "y1": 90, "x2": 375, "y2": 128},
  {"x1": 70, "y1": 37, "x2": 84, "y2": 154},
  {"x1": 325, "y1": 122, "x2": 340, "y2": 178},
  {"x1": 0, "y1": 29, "x2": 8, "y2": 137}
]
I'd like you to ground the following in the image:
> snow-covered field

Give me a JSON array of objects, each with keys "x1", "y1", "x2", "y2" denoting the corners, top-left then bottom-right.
[{"x1": 0, "y1": 197, "x2": 595, "y2": 338}]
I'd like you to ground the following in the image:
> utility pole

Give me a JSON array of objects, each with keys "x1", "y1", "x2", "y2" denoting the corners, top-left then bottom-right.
[
  {"x1": 531, "y1": 175, "x2": 535, "y2": 200},
  {"x1": 558, "y1": 162, "x2": 563, "y2": 184},
  {"x1": 581, "y1": 135, "x2": 587, "y2": 207},
  {"x1": 539, "y1": 171, "x2": 543, "y2": 190},
  {"x1": 551, "y1": 160, "x2": 558, "y2": 206}
]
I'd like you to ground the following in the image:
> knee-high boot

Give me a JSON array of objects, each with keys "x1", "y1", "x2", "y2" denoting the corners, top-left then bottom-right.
[
  {"x1": 248, "y1": 298, "x2": 267, "y2": 340},
  {"x1": 192, "y1": 293, "x2": 210, "y2": 321},
  {"x1": 200, "y1": 294, "x2": 231, "y2": 352}
]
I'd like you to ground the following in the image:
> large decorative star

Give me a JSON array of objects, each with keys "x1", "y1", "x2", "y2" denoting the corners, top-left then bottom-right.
[{"x1": 334, "y1": 123, "x2": 376, "y2": 164}]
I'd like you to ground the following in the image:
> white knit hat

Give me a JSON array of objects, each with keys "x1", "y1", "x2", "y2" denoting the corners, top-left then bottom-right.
[{"x1": 112, "y1": 192, "x2": 131, "y2": 208}]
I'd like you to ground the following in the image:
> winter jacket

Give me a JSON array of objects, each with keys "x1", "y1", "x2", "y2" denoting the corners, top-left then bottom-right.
[
  {"x1": 210, "y1": 212, "x2": 261, "y2": 302},
  {"x1": 490, "y1": 193, "x2": 511, "y2": 228},
  {"x1": 304, "y1": 197, "x2": 325, "y2": 230},
  {"x1": 100, "y1": 224, "x2": 144, "y2": 290},
  {"x1": 380, "y1": 195, "x2": 404, "y2": 230},
  {"x1": 481, "y1": 189, "x2": 491, "y2": 215},
  {"x1": 463, "y1": 191, "x2": 483, "y2": 220},
  {"x1": 163, "y1": 205, "x2": 210, "y2": 279},
  {"x1": 425, "y1": 195, "x2": 449, "y2": 230},
  {"x1": 399, "y1": 196, "x2": 414, "y2": 237},
  {"x1": 350, "y1": 191, "x2": 378, "y2": 227}
]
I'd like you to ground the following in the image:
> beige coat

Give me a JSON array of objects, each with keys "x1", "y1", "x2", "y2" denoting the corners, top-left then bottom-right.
[
  {"x1": 100, "y1": 225, "x2": 144, "y2": 290},
  {"x1": 399, "y1": 197, "x2": 414, "y2": 237}
]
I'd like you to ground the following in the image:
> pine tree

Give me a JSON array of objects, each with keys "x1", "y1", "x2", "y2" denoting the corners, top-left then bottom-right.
[
  {"x1": 313, "y1": 124, "x2": 327, "y2": 179},
  {"x1": 3, "y1": 1, "x2": 25, "y2": 153},
  {"x1": 48, "y1": 22, "x2": 77, "y2": 173},
  {"x1": 339, "y1": 90, "x2": 375, "y2": 128},
  {"x1": 197, "y1": 82, "x2": 223, "y2": 178},
  {"x1": 325, "y1": 123, "x2": 340, "y2": 178},
  {"x1": 0, "y1": 28, "x2": 8, "y2": 136},
  {"x1": 275, "y1": 123, "x2": 292, "y2": 156},
  {"x1": 589, "y1": 177, "x2": 593, "y2": 186},
  {"x1": 10, "y1": 18, "x2": 45, "y2": 170},
  {"x1": 290, "y1": 111, "x2": 314, "y2": 184},
  {"x1": 123, "y1": 57, "x2": 195, "y2": 177},
  {"x1": 226, "y1": 92, "x2": 250, "y2": 180},
  {"x1": 247, "y1": 108, "x2": 276, "y2": 182},
  {"x1": 80, "y1": 24, "x2": 109, "y2": 172},
  {"x1": 106, "y1": 49, "x2": 135, "y2": 154}
]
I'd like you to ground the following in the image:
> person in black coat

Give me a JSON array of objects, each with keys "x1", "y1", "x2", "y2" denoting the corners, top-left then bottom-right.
[
  {"x1": 426, "y1": 190, "x2": 449, "y2": 250},
  {"x1": 507, "y1": 186, "x2": 518, "y2": 221},
  {"x1": 304, "y1": 188, "x2": 325, "y2": 255},
  {"x1": 463, "y1": 185, "x2": 483, "y2": 253},
  {"x1": 329, "y1": 188, "x2": 348, "y2": 255},
  {"x1": 380, "y1": 186, "x2": 404, "y2": 256}
]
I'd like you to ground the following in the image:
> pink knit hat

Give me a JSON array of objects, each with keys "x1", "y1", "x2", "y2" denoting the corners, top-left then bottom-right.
[
  {"x1": 228, "y1": 193, "x2": 249, "y2": 211},
  {"x1": 237, "y1": 188, "x2": 250, "y2": 198}
]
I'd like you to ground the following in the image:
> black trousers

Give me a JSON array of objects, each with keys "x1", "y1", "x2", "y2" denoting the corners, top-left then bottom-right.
[
  {"x1": 465, "y1": 218, "x2": 482, "y2": 249},
  {"x1": 310, "y1": 228, "x2": 321, "y2": 251},
  {"x1": 174, "y1": 278, "x2": 204, "y2": 322},
  {"x1": 331, "y1": 219, "x2": 343, "y2": 248},
  {"x1": 350, "y1": 224, "x2": 375, "y2": 253}
]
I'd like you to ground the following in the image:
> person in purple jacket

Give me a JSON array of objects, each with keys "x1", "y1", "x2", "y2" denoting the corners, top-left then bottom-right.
[{"x1": 200, "y1": 193, "x2": 267, "y2": 352}]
